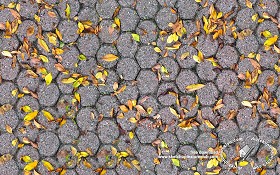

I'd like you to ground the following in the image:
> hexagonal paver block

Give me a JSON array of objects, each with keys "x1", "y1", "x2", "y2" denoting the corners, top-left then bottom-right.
[
  {"x1": 257, "y1": 70, "x2": 278, "y2": 92},
  {"x1": 136, "y1": 145, "x2": 158, "y2": 170},
  {"x1": 96, "y1": 95, "x2": 119, "y2": 118},
  {"x1": 118, "y1": 8, "x2": 140, "y2": 31},
  {"x1": 38, "y1": 83, "x2": 60, "y2": 106},
  {"x1": 0, "y1": 57, "x2": 19, "y2": 80},
  {"x1": 57, "y1": 20, "x2": 79, "y2": 43},
  {"x1": 195, "y1": 132, "x2": 218, "y2": 151},
  {"x1": 176, "y1": 69, "x2": 198, "y2": 93},
  {"x1": 58, "y1": 120, "x2": 80, "y2": 144},
  {"x1": 237, "y1": 108, "x2": 260, "y2": 131},
  {"x1": 17, "y1": 20, "x2": 38, "y2": 42},
  {"x1": 98, "y1": 20, "x2": 120, "y2": 43},
  {"x1": 136, "y1": 20, "x2": 158, "y2": 44},
  {"x1": 96, "y1": 45, "x2": 119, "y2": 68},
  {"x1": 216, "y1": 70, "x2": 238, "y2": 93},
  {"x1": 196, "y1": 60, "x2": 217, "y2": 81},
  {"x1": 216, "y1": 45, "x2": 239, "y2": 68},
  {"x1": 158, "y1": 132, "x2": 179, "y2": 155},
  {"x1": 97, "y1": 119, "x2": 119, "y2": 144},
  {"x1": 197, "y1": 82, "x2": 219, "y2": 106},
  {"x1": 77, "y1": 33, "x2": 100, "y2": 57},
  {"x1": 117, "y1": 110, "x2": 137, "y2": 131},
  {"x1": 77, "y1": 85, "x2": 99, "y2": 106},
  {"x1": 96, "y1": 0, "x2": 118, "y2": 19},
  {"x1": 236, "y1": 35, "x2": 259, "y2": 56},
  {"x1": 0, "y1": 82, "x2": 17, "y2": 105},
  {"x1": 136, "y1": 45, "x2": 159, "y2": 68},
  {"x1": 38, "y1": 8, "x2": 60, "y2": 31},
  {"x1": 176, "y1": 0, "x2": 198, "y2": 19},
  {"x1": 258, "y1": 120, "x2": 279, "y2": 143},
  {"x1": 136, "y1": 0, "x2": 158, "y2": 19},
  {"x1": 236, "y1": 8, "x2": 258, "y2": 30},
  {"x1": 38, "y1": 131, "x2": 60, "y2": 156},
  {"x1": 155, "y1": 7, "x2": 177, "y2": 30},
  {"x1": 197, "y1": 35, "x2": 219, "y2": 57},
  {"x1": 217, "y1": 120, "x2": 239, "y2": 144},
  {"x1": 158, "y1": 57, "x2": 179, "y2": 81},
  {"x1": 137, "y1": 70, "x2": 159, "y2": 95},
  {"x1": 77, "y1": 131, "x2": 100, "y2": 155},
  {"x1": 76, "y1": 107, "x2": 99, "y2": 132},
  {"x1": 117, "y1": 57, "x2": 140, "y2": 81},
  {"x1": 116, "y1": 32, "x2": 138, "y2": 58},
  {"x1": 136, "y1": 118, "x2": 159, "y2": 143}
]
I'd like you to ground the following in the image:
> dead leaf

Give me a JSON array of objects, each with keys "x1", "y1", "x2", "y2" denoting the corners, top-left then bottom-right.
[
  {"x1": 102, "y1": 54, "x2": 118, "y2": 62},
  {"x1": 186, "y1": 84, "x2": 205, "y2": 92},
  {"x1": 24, "y1": 160, "x2": 38, "y2": 171}
]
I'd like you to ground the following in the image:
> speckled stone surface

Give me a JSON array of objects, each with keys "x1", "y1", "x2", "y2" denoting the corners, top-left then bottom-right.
[{"x1": 0, "y1": 0, "x2": 279, "y2": 174}]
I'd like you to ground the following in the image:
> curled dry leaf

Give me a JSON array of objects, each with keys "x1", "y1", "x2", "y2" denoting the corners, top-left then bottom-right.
[
  {"x1": 42, "y1": 160, "x2": 54, "y2": 171},
  {"x1": 241, "y1": 101, "x2": 253, "y2": 108},
  {"x1": 24, "y1": 110, "x2": 39, "y2": 121},
  {"x1": 102, "y1": 54, "x2": 118, "y2": 62},
  {"x1": 24, "y1": 160, "x2": 38, "y2": 171},
  {"x1": 42, "y1": 110, "x2": 54, "y2": 121},
  {"x1": 186, "y1": 84, "x2": 205, "y2": 92}
]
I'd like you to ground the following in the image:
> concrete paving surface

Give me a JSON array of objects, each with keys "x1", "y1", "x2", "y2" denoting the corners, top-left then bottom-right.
[{"x1": 0, "y1": 0, "x2": 280, "y2": 174}]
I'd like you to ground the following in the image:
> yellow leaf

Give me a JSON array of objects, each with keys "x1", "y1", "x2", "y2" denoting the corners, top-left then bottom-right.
[
  {"x1": 61, "y1": 77, "x2": 76, "y2": 84},
  {"x1": 123, "y1": 160, "x2": 132, "y2": 168},
  {"x1": 65, "y1": 4, "x2": 71, "y2": 20},
  {"x1": 102, "y1": 54, "x2": 118, "y2": 62},
  {"x1": 54, "y1": 48, "x2": 64, "y2": 55},
  {"x1": 24, "y1": 160, "x2": 38, "y2": 171},
  {"x1": 55, "y1": 28, "x2": 62, "y2": 40},
  {"x1": 260, "y1": 169, "x2": 266, "y2": 175},
  {"x1": 38, "y1": 38, "x2": 50, "y2": 53},
  {"x1": 42, "y1": 110, "x2": 54, "y2": 121},
  {"x1": 1, "y1": 50, "x2": 13, "y2": 57},
  {"x1": 186, "y1": 84, "x2": 205, "y2": 92},
  {"x1": 129, "y1": 117, "x2": 137, "y2": 123},
  {"x1": 207, "y1": 158, "x2": 219, "y2": 168},
  {"x1": 193, "y1": 55, "x2": 201, "y2": 63},
  {"x1": 204, "y1": 120, "x2": 215, "y2": 129},
  {"x1": 77, "y1": 22, "x2": 85, "y2": 34},
  {"x1": 5, "y1": 124, "x2": 13, "y2": 133},
  {"x1": 21, "y1": 105, "x2": 32, "y2": 113},
  {"x1": 60, "y1": 169, "x2": 67, "y2": 175},
  {"x1": 241, "y1": 101, "x2": 253, "y2": 108},
  {"x1": 119, "y1": 105, "x2": 129, "y2": 113},
  {"x1": 12, "y1": 138, "x2": 18, "y2": 146},
  {"x1": 42, "y1": 160, "x2": 54, "y2": 171},
  {"x1": 24, "y1": 110, "x2": 39, "y2": 121},
  {"x1": 114, "y1": 17, "x2": 121, "y2": 28},
  {"x1": 128, "y1": 132, "x2": 134, "y2": 139},
  {"x1": 74, "y1": 92, "x2": 80, "y2": 103},
  {"x1": 245, "y1": 0, "x2": 252, "y2": 8},
  {"x1": 274, "y1": 64, "x2": 280, "y2": 72},
  {"x1": 239, "y1": 160, "x2": 248, "y2": 166},
  {"x1": 154, "y1": 47, "x2": 161, "y2": 53},
  {"x1": 34, "y1": 14, "x2": 40, "y2": 22},
  {"x1": 169, "y1": 107, "x2": 179, "y2": 117},
  {"x1": 100, "y1": 169, "x2": 106, "y2": 175},
  {"x1": 45, "y1": 72, "x2": 52, "y2": 85},
  {"x1": 264, "y1": 35, "x2": 278, "y2": 47},
  {"x1": 194, "y1": 172, "x2": 201, "y2": 175},
  {"x1": 39, "y1": 55, "x2": 49, "y2": 63},
  {"x1": 11, "y1": 89, "x2": 18, "y2": 96},
  {"x1": 171, "y1": 158, "x2": 180, "y2": 167},
  {"x1": 262, "y1": 30, "x2": 272, "y2": 38},
  {"x1": 267, "y1": 119, "x2": 278, "y2": 128},
  {"x1": 251, "y1": 13, "x2": 258, "y2": 21},
  {"x1": 180, "y1": 52, "x2": 190, "y2": 60},
  {"x1": 83, "y1": 160, "x2": 92, "y2": 168},
  {"x1": 111, "y1": 146, "x2": 118, "y2": 156},
  {"x1": 21, "y1": 155, "x2": 32, "y2": 163},
  {"x1": 131, "y1": 33, "x2": 140, "y2": 42},
  {"x1": 71, "y1": 146, "x2": 77, "y2": 156}
]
